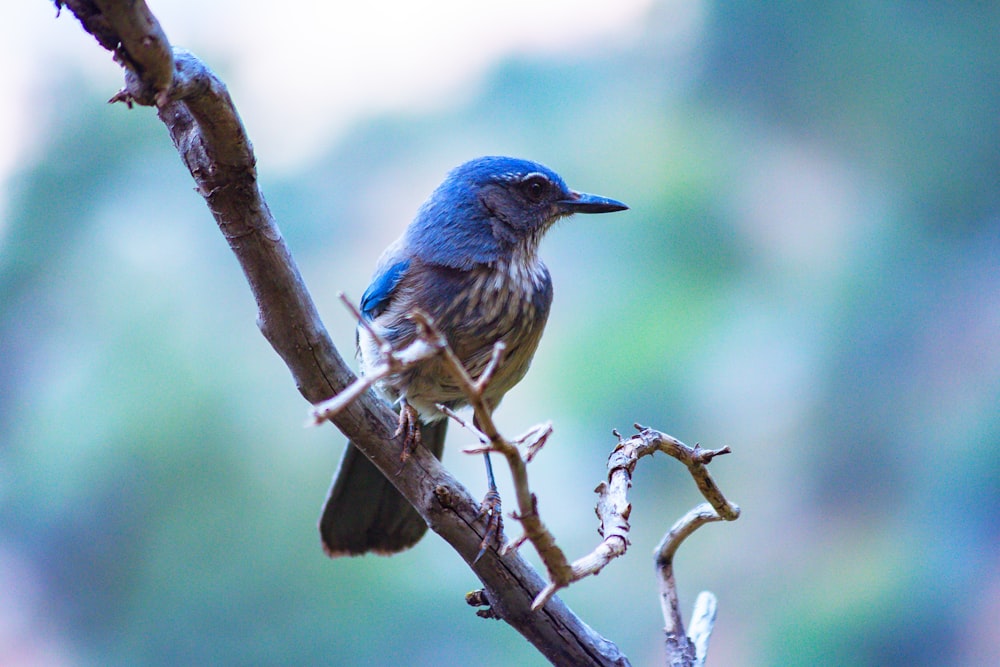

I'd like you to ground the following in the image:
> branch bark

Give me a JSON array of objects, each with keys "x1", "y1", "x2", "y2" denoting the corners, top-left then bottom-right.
[{"x1": 57, "y1": 2, "x2": 629, "y2": 665}]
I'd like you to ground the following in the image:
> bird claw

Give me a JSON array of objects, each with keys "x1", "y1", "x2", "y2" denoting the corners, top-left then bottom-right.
[
  {"x1": 394, "y1": 402, "x2": 422, "y2": 466},
  {"x1": 474, "y1": 488, "x2": 504, "y2": 563}
]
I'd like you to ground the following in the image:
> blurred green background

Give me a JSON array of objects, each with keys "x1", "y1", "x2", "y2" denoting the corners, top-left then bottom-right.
[{"x1": 3, "y1": 1, "x2": 999, "y2": 666}]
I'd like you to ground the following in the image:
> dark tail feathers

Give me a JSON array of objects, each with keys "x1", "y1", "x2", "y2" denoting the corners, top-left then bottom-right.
[{"x1": 319, "y1": 420, "x2": 447, "y2": 557}]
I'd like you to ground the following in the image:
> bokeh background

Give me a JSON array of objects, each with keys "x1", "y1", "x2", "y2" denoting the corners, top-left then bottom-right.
[{"x1": 3, "y1": 1, "x2": 999, "y2": 665}]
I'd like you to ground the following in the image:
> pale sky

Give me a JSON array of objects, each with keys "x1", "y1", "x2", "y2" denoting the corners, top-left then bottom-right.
[{"x1": 1, "y1": 0, "x2": 666, "y2": 232}]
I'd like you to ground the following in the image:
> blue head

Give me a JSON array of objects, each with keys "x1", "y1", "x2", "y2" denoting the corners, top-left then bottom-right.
[{"x1": 405, "y1": 156, "x2": 627, "y2": 270}]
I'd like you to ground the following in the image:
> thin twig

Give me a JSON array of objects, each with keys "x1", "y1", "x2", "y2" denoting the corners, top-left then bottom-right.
[
  {"x1": 475, "y1": 342, "x2": 507, "y2": 394},
  {"x1": 655, "y1": 503, "x2": 723, "y2": 644},
  {"x1": 512, "y1": 422, "x2": 553, "y2": 463},
  {"x1": 338, "y1": 292, "x2": 387, "y2": 350},
  {"x1": 437, "y1": 404, "x2": 490, "y2": 447},
  {"x1": 308, "y1": 334, "x2": 437, "y2": 424},
  {"x1": 410, "y1": 316, "x2": 574, "y2": 606}
]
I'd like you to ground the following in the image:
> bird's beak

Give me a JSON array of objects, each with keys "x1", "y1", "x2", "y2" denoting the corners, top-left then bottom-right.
[{"x1": 557, "y1": 191, "x2": 629, "y2": 214}]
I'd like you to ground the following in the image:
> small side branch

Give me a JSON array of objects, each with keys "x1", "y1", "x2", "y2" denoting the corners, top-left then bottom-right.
[
  {"x1": 411, "y1": 313, "x2": 577, "y2": 607},
  {"x1": 655, "y1": 505, "x2": 722, "y2": 665},
  {"x1": 309, "y1": 298, "x2": 439, "y2": 424},
  {"x1": 615, "y1": 426, "x2": 739, "y2": 666},
  {"x1": 532, "y1": 425, "x2": 739, "y2": 611},
  {"x1": 620, "y1": 425, "x2": 740, "y2": 522}
]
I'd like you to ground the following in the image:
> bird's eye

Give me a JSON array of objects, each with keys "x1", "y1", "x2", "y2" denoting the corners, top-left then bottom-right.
[{"x1": 521, "y1": 176, "x2": 547, "y2": 202}]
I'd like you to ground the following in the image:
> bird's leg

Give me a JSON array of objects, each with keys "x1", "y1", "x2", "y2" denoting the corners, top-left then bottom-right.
[
  {"x1": 394, "y1": 399, "x2": 422, "y2": 464},
  {"x1": 475, "y1": 443, "x2": 504, "y2": 563}
]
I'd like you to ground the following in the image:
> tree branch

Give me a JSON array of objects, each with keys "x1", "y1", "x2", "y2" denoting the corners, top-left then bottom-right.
[
  {"x1": 628, "y1": 427, "x2": 738, "y2": 666},
  {"x1": 57, "y1": 2, "x2": 630, "y2": 665},
  {"x1": 530, "y1": 426, "x2": 740, "y2": 617}
]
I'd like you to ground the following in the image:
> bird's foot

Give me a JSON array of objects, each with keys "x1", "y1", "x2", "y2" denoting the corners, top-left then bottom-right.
[
  {"x1": 474, "y1": 488, "x2": 504, "y2": 563},
  {"x1": 394, "y1": 402, "x2": 422, "y2": 465}
]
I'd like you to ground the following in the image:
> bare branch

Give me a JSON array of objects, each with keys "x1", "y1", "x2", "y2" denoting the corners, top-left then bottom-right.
[
  {"x1": 655, "y1": 503, "x2": 723, "y2": 653},
  {"x1": 57, "y1": 3, "x2": 631, "y2": 665},
  {"x1": 409, "y1": 317, "x2": 578, "y2": 606},
  {"x1": 625, "y1": 426, "x2": 740, "y2": 522},
  {"x1": 60, "y1": 5, "x2": 740, "y2": 665},
  {"x1": 621, "y1": 425, "x2": 739, "y2": 666},
  {"x1": 531, "y1": 424, "x2": 741, "y2": 616}
]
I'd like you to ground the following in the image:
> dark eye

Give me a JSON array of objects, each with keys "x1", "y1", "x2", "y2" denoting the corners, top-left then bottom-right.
[{"x1": 521, "y1": 176, "x2": 547, "y2": 202}]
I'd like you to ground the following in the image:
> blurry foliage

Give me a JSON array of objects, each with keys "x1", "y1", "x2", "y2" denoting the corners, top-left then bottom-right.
[{"x1": 2, "y1": 2, "x2": 999, "y2": 666}]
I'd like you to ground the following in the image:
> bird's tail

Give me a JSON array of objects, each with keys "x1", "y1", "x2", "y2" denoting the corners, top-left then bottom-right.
[{"x1": 319, "y1": 420, "x2": 447, "y2": 557}]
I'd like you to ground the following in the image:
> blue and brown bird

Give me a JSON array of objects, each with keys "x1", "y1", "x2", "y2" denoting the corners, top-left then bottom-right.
[{"x1": 320, "y1": 156, "x2": 627, "y2": 557}]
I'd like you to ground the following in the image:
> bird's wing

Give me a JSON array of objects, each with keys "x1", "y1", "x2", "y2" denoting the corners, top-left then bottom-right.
[{"x1": 360, "y1": 258, "x2": 411, "y2": 320}]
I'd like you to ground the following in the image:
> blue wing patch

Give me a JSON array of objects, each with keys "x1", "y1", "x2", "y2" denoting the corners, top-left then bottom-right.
[{"x1": 360, "y1": 258, "x2": 410, "y2": 320}]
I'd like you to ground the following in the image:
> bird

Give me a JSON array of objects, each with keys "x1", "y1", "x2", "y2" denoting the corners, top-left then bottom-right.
[{"x1": 319, "y1": 155, "x2": 627, "y2": 557}]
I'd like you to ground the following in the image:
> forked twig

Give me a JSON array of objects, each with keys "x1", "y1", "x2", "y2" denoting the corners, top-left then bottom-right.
[
  {"x1": 529, "y1": 425, "x2": 739, "y2": 612},
  {"x1": 309, "y1": 296, "x2": 439, "y2": 425}
]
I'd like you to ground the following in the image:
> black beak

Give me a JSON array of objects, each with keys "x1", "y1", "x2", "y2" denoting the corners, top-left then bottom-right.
[{"x1": 557, "y1": 191, "x2": 629, "y2": 214}]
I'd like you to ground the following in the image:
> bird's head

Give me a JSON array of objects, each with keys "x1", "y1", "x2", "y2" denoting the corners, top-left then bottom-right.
[{"x1": 406, "y1": 156, "x2": 627, "y2": 270}]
